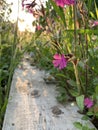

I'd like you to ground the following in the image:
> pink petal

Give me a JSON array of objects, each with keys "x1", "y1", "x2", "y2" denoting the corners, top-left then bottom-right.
[
  {"x1": 53, "y1": 60, "x2": 60, "y2": 67},
  {"x1": 55, "y1": 0, "x2": 65, "y2": 7},
  {"x1": 59, "y1": 55, "x2": 67, "y2": 69},
  {"x1": 53, "y1": 54, "x2": 61, "y2": 59},
  {"x1": 93, "y1": 21, "x2": 98, "y2": 26},
  {"x1": 53, "y1": 54, "x2": 68, "y2": 70},
  {"x1": 84, "y1": 98, "x2": 93, "y2": 108},
  {"x1": 64, "y1": 0, "x2": 75, "y2": 5},
  {"x1": 55, "y1": 0, "x2": 75, "y2": 7}
]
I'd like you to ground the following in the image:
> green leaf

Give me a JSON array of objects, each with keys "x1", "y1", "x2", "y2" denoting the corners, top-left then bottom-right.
[
  {"x1": 81, "y1": 115, "x2": 89, "y2": 121},
  {"x1": 95, "y1": 86, "x2": 98, "y2": 95},
  {"x1": 87, "y1": 111, "x2": 94, "y2": 116},
  {"x1": 74, "y1": 122, "x2": 82, "y2": 129},
  {"x1": 82, "y1": 126, "x2": 89, "y2": 130},
  {"x1": 95, "y1": 112, "x2": 98, "y2": 117},
  {"x1": 76, "y1": 95, "x2": 84, "y2": 112},
  {"x1": 90, "y1": 128, "x2": 96, "y2": 130},
  {"x1": 93, "y1": 78, "x2": 98, "y2": 86},
  {"x1": 94, "y1": 0, "x2": 98, "y2": 18},
  {"x1": 90, "y1": 12, "x2": 96, "y2": 19},
  {"x1": 56, "y1": 73, "x2": 66, "y2": 78},
  {"x1": 78, "y1": 61, "x2": 85, "y2": 69},
  {"x1": 56, "y1": 93, "x2": 66, "y2": 102},
  {"x1": 1, "y1": 98, "x2": 8, "y2": 116},
  {"x1": 69, "y1": 89, "x2": 79, "y2": 97},
  {"x1": 67, "y1": 79, "x2": 77, "y2": 87}
]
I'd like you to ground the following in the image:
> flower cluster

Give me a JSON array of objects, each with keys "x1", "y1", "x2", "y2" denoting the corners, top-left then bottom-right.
[{"x1": 55, "y1": 0, "x2": 75, "y2": 8}]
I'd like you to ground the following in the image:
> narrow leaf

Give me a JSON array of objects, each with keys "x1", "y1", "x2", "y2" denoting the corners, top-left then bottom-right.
[
  {"x1": 74, "y1": 122, "x2": 82, "y2": 129},
  {"x1": 87, "y1": 111, "x2": 94, "y2": 116},
  {"x1": 76, "y1": 95, "x2": 84, "y2": 112},
  {"x1": 67, "y1": 79, "x2": 77, "y2": 87},
  {"x1": 94, "y1": 0, "x2": 98, "y2": 18}
]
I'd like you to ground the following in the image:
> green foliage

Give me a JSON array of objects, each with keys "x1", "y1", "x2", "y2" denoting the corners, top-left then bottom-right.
[
  {"x1": 86, "y1": 86, "x2": 98, "y2": 119},
  {"x1": 56, "y1": 91, "x2": 66, "y2": 103},
  {"x1": 29, "y1": 37, "x2": 54, "y2": 70},
  {"x1": 28, "y1": 0, "x2": 98, "y2": 101},
  {"x1": 21, "y1": 0, "x2": 98, "y2": 129},
  {"x1": 0, "y1": 4, "x2": 25, "y2": 127},
  {"x1": 76, "y1": 95, "x2": 84, "y2": 112},
  {"x1": 74, "y1": 122, "x2": 96, "y2": 130}
]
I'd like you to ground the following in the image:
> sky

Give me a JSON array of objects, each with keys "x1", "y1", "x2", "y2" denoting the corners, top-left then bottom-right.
[{"x1": 6, "y1": 0, "x2": 46, "y2": 32}]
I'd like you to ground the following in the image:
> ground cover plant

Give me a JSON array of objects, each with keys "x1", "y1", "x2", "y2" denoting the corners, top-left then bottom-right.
[{"x1": 22, "y1": 0, "x2": 98, "y2": 129}]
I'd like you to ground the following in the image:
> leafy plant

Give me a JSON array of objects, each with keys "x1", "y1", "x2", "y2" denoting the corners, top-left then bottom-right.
[
  {"x1": 74, "y1": 122, "x2": 96, "y2": 130},
  {"x1": 76, "y1": 95, "x2": 84, "y2": 112},
  {"x1": 22, "y1": 0, "x2": 98, "y2": 129}
]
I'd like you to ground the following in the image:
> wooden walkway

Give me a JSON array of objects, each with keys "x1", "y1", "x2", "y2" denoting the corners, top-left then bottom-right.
[{"x1": 2, "y1": 59, "x2": 96, "y2": 130}]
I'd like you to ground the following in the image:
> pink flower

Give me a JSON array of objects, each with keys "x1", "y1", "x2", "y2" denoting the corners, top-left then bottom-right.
[
  {"x1": 92, "y1": 21, "x2": 98, "y2": 27},
  {"x1": 55, "y1": 0, "x2": 75, "y2": 7},
  {"x1": 36, "y1": 25, "x2": 42, "y2": 31},
  {"x1": 84, "y1": 98, "x2": 93, "y2": 108},
  {"x1": 53, "y1": 54, "x2": 68, "y2": 70}
]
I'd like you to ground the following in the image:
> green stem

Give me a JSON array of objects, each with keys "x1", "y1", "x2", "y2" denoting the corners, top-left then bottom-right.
[
  {"x1": 73, "y1": 63, "x2": 81, "y2": 95},
  {"x1": 73, "y1": 1, "x2": 77, "y2": 55},
  {"x1": 73, "y1": 1, "x2": 82, "y2": 95},
  {"x1": 85, "y1": 34, "x2": 88, "y2": 96}
]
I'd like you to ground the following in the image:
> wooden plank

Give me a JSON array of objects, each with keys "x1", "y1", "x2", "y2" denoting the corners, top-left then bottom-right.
[{"x1": 2, "y1": 60, "x2": 96, "y2": 130}]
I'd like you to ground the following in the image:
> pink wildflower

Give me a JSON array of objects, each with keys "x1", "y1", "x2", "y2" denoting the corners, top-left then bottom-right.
[
  {"x1": 84, "y1": 98, "x2": 93, "y2": 108},
  {"x1": 53, "y1": 54, "x2": 68, "y2": 70},
  {"x1": 92, "y1": 21, "x2": 98, "y2": 27},
  {"x1": 55, "y1": 0, "x2": 75, "y2": 8},
  {"x1": 36, "y1": 25, "x2": 42, "y2": 31}
]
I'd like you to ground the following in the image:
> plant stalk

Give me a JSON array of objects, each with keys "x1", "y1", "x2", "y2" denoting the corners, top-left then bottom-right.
[
  {"x1": 73, "y1": 63, "x2": 81, "y2": 95},
  {"x1": 73, "y1": 0, "x2": 77, "y2": 55}
]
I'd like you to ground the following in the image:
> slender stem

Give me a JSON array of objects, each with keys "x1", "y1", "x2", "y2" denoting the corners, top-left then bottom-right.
[
  {"x1": 85, "y1": 33, "x2": 88, "y2": 95},
  {"x1": 73, "y1": 63, "x2": 81, "y2": 95},
  {"x1": 84, "y1": 0, "x2": 89, "y2": 95},
  {"x1": 73, "y1": 1, "x2": 77, "y2": 55},
  {"x1": 0, "y1": 35, "x2": 1, "y2": 89},
  {"x1": 73, "y1": 1, "x2": 82, "y2": 94}
]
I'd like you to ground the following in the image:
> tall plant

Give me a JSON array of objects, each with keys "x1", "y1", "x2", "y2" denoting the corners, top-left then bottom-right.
[
  {"x1": 22, "y1": 0, "x2": 98, "y2": 127},
  {"x1": 22, "y1": 0, "x2": 98, "y2": 96},
  {"x1": 0, "y1": 0, "x2": 23, "y2": 128}
]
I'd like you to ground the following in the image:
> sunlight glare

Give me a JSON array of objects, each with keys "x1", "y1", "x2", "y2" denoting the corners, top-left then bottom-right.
[{"x1": 6, "y1": 0, "x2": 46, "y2": 32}]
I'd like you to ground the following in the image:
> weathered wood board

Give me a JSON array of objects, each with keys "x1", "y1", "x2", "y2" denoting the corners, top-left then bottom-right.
[{"x1": 2, "y1": 60, "x2": 96, "y2": 130}]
